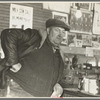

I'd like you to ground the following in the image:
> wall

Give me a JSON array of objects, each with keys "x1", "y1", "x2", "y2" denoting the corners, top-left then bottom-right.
[
  {"x1": 0, "y1": 3, "x2": 99, "y2": 67},
  {"x1": 0, "y1": 3, "x2": 53, "y2": 58},
  {"x1": 0, "y1": 3, "x2": 52, "y2": 34}
]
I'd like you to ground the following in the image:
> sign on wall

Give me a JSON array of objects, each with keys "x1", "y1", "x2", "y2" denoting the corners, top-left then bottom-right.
[{"x1": 9, "y1": 4, "x2": 33, "y2": 29}]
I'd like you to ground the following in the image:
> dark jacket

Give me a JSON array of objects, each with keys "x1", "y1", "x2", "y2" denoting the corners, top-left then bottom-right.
[
  {"x1": 1, "y1": 28, "x2": 64, "y2": 97},
  {"x1": 1, "y1": 28, "x2": 41, "y2": 66}
]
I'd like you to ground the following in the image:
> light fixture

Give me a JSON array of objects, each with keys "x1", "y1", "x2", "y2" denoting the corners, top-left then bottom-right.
[{"x1": 75, "y1": 3, "x2": 82, "y2": 18}]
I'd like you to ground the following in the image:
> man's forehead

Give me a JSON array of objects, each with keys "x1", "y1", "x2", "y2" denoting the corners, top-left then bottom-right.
[
  {"x1": 46, "y1": 19, "x2": 70, "y2": 31},
  {"x1": 51, "y1": 26, "x2": 66, "y2": 31}
]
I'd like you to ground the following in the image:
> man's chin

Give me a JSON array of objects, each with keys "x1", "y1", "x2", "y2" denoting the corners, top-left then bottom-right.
[{"x1": 53, "y1": 42, "x2": 61, "y2": 47}]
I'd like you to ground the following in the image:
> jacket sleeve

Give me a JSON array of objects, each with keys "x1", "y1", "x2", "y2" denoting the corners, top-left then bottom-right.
[{"x1": 1, "y1": 28, "x2": 40, "y2": 66}]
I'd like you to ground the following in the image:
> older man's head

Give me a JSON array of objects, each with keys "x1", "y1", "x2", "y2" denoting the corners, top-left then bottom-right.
[{"x1": 46, "y1": 19, "x2": 70, "y2": 47}]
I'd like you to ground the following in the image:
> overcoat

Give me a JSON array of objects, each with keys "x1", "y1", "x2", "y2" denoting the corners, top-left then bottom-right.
[{"x1": 1, "y1": 28, "x2": 64, "y2": 97}]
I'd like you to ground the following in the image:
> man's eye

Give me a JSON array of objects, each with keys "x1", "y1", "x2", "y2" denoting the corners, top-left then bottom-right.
[
  {"x1": 62, "y1": 31, "x2": 66, "y2": 34},
  {"x1": 55, "y1": 28, "x2": 59, "y2": 32}
]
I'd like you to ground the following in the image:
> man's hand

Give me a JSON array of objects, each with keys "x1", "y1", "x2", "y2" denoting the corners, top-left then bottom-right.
[
  {"x1": 10, "y1": 63, "x2": 22, "y2": 72},
  {"x1": 39, "y1": 29, "x2": 47, "y2": 48},
  {"x1": 51, "y1": 83, "x2": 63, "y2": 98}
]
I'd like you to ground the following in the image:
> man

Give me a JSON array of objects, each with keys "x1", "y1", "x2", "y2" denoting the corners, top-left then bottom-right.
[{"x1": 0, "y1": 18, "x2": 70, "y2": 97}]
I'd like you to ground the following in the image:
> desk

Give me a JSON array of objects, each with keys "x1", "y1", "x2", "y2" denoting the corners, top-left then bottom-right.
[{"x1": 62, "y1": 88, "x2": 100, "y2": 97}]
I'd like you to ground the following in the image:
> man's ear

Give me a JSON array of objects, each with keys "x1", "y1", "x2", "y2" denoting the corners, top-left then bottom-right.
[{"x1": 38, "y1": 29, "x2": 47, "y2": 49}]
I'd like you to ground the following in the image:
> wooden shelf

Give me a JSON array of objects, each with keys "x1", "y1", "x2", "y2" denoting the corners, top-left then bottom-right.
[
  {"x1": 60, "y1": 46, "x2": 100, "y2": 57},
  {"x1": 60, "y1": 46, "x2": 86, "y2": 55}
]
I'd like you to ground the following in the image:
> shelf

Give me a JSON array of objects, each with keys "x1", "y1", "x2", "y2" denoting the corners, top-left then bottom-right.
[
  {"x1": 60, "y1": 46, "x2": 100, "y2": 57},
  {"x1": 60, "y1": 46, "x2": 86, "y2": 55}
]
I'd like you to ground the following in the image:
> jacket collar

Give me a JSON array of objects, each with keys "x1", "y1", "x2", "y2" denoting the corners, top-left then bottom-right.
[{"x1": 46, "y1": 37, "x2": 60, "y2": 53}]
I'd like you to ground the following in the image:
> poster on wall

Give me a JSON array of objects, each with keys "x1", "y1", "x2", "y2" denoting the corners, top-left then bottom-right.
[
  {"x1": 9, "y1": 4, "x2": 33, "y2": 29},
  {"x1": 72, "y1": 3, "x2": 93, "y2": 11},
  {"x1": 93, "y1": 3, "x2": 100, "y2": 35},
  {"x1": 70, "y1": 8, "x2": 93, "y2": 34}
]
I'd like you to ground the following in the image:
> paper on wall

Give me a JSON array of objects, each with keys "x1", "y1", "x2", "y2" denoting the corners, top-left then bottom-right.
[{"x1": 9, "y1": 4, "x2": 33, "y2": 29}]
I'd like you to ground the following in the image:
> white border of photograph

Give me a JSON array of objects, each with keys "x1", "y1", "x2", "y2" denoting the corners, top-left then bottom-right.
[
  {"x1": 71, "y1": 3, "x2": 93, "y2": 11},
  {"x1": 52, "y1": 11, "x2": 68, "y2": 23}
]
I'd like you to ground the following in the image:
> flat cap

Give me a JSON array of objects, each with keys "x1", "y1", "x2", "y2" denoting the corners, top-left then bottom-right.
[{"x1": 46, "y1": 19, "x2": 70, "y2": 31}]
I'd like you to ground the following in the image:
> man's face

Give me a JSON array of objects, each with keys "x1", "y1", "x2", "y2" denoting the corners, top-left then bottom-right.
[{"x1": 48, "y1": 27, "x2": 66, "y2": 47}]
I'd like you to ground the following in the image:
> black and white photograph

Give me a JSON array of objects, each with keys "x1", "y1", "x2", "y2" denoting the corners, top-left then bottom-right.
[
  {"x1": 92, "y1": 35, "x2": 100, "y2": 49},
  {"x1": 76, "y1": 34, "x2": 83, "y2": 47},
  {"x1": 0, "y1": 1, "x2": 100, "y2": 99},
  {"x1": 82, "y1": 34, "x2": 92, "y2": 47},
  {"x1": 68, "y1": 33, "x2": 76, "y2": 47}
]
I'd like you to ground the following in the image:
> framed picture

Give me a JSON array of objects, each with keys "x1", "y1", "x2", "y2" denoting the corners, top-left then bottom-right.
[
  {"x1": 76, "y1": 40, "x2": 83, "y2": 47},
  {"x1": 98, "y1": 36, "x2": 100, "y2": 43},
  {"x1": 52, "y1": 11, "x2": 68, "y2": 23},
  {"x1": 70, "y1": 8, "x2": 93, "y2": 34},
  {"x1": 76, "y1": 34, "x2": 82, "y2": 40},
  {"x1": 52, "y1": 12, "x2": 69, "y2": 46},
  {"x1": 72, "y1": 3, "x2": 93, "y2": 11},
  {"x1": 68, "y1": 33, "x2": 76, "y2": 47},
  {"x1": 92, "y1": 35, "x2": 100, "y2": 49},
  {"x1": 82, "y1": 35, "x2": 92, "y2": 47},
  {"x1": 61, "y1": 31, "x2": 68, "y2": 46},
  {"x1": 75, "y1": 34, "x2": 82, "y2": 47}
]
